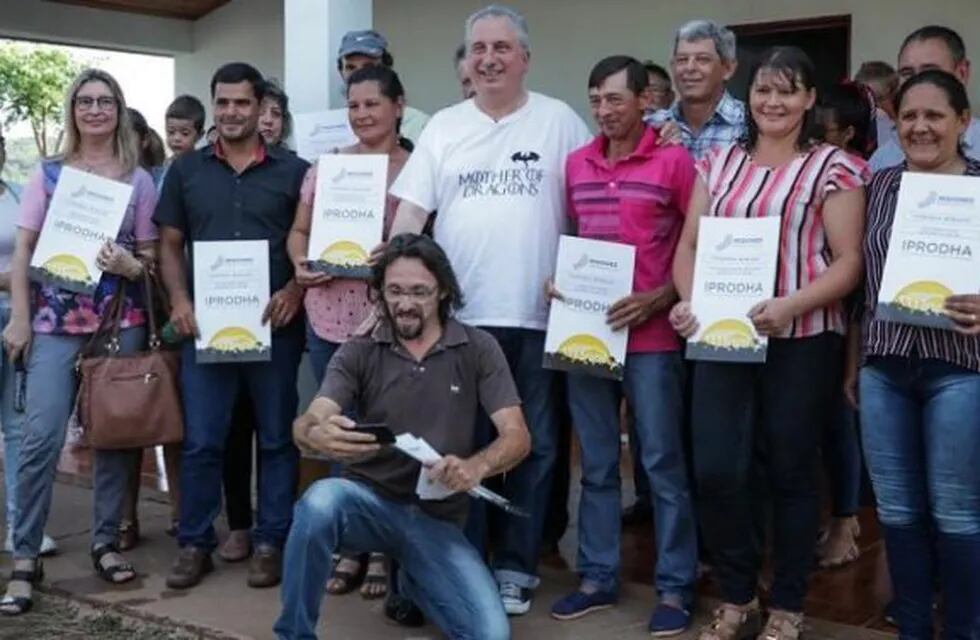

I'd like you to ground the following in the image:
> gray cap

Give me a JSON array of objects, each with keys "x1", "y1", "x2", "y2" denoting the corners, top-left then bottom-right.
[{"x1": 338, "y1": 30, "x2": 388, "y2": 60}]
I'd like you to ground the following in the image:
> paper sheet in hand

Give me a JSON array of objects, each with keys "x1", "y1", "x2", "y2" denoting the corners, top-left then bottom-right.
[
  {"x1": 686, "y1": 216, "x2": 780, "y2": 363},
  {"x1": 29, "y1": 166, "x2": 133, "y2": 294},
  {"x1": 193, "y1": 240, "x2": 271, "y2": 363},
  {"x1": 543, "y1": 235, "x2": 635, "y2": 380},
  {"x1": 293, "y1": 109, "x2": 357, "y2": 162},
  {"x1": 394, "y1": 434, "x2": 454, "y2": 500},
  {"x1": 876, "y1": 172, "x2": 980, "y2": 330}
]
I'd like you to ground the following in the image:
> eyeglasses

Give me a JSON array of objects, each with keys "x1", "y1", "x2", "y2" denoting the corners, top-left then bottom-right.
[
  {"x1": 382, "y1": 285, "x2": 438, "y2": 302},
  {"x1": 74, "y1": 96, "x2": 118, "y2": 111}
]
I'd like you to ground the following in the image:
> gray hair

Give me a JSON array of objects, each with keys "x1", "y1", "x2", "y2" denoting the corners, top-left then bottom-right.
[
  {"x1": 464, "y1": 4, "x2": 530, "y2": 53},
  {"x1": 674, "y1": 20, "x2": 737, "y2": 62}
]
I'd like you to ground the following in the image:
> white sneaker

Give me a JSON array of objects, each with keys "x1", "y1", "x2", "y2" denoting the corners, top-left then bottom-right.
[
  {"x1": 4, "y1": 529, "x2": 58, "y2": 556},
  {"x1": 499, "y1": 581, "x2": 532, "y2": 616}
]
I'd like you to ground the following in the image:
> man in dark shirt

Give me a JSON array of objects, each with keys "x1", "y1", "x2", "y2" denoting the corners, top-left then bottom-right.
[
  {"x1": 154, "y1": 62, "x2": 309, "y2": 590},
  {"x1": 274, "y1": 234, "x2": 530, "y2": 640}
]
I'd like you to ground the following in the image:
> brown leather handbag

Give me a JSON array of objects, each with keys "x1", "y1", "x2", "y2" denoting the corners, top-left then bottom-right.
[{"x1": 77, "y1": 272, "x2": 183, "y2": 450}]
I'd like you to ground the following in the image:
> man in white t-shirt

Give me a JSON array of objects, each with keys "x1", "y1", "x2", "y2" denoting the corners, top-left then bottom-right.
[{"x1": 389, "y1": 4, "x2": 591, "y2": 617}]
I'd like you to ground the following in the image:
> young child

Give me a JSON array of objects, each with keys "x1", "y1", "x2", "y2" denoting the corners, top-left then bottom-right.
[{"x1": 164, "y1": 94, "x2": 206, "y2": 158}]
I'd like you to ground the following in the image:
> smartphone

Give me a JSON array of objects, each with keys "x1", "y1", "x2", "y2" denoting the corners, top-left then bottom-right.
[{"x1": 356, "y1": 422, "x2": 395, "y2": 445}]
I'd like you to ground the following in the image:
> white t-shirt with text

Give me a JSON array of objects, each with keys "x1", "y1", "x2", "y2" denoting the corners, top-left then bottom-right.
[{"x1": 390, "y1": 92, "x2": 591, "y2": 330}]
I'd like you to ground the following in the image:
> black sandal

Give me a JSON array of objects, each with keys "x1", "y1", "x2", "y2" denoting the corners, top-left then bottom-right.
[
  {"x1": 326, "y1": 554, "x2": 366, "y2": 595},
  {"x1": 360, "y1": 552, "x2": 388, "y2": 600},
  {"x1": 91, "y1": 544, "x2": 137, "y2": 584},
  {"x1": 0, "y1": 561, "x2": 44, "y2": 616}
]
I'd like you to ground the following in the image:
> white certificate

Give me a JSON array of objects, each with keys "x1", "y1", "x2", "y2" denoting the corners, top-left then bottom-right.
[
  {"x1": 687, "y1": 216, "x2": 781, "y2": 363},
  {"x1": 876, "y1": 172, "x2": 980, "y2": 330},
  {"x1": 543, "y1": 236, "x2": 635, "y2": 380},
  {"x1": 29, "y1": 166, "x2": 133, "y2": 294},
  {"x1": 193, "y1": 240, "x2": 271, "y2": 364},
  {"x1": 293, "y1": 109, "x2": 357, "y2": 163},
  {"x1": 307, "y1": 154, "x2": 387, "y2": 279}
]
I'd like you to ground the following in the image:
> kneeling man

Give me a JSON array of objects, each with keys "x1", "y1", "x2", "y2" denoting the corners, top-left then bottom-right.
[{"x1": 274, "y1": 233, "x2": 530, "y2": 640}]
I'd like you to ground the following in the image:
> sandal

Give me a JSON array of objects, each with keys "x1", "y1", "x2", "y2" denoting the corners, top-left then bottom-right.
[
  {"x1": 360, "y1": 552, "x2": 388, "y2": 600},
  {"x1": 817, "y1": 516, "x2": 861, "y2": 568},
  {"x1": 92, "y1": 544, "x2": 137, "y2": 584},
  {"x1": 0, "y1": 560, "x2": 44, "y2": 616},
  {"x1": 696, "y1": 599, "x2": 761, "y2": 640},
  {"x1": 759, "y1": 609, "x2": 804, "y2": 640},
  {"x1": 326, "y1": 554, "x2": 366, "y2": 595},
  {"x1": 117, "y1": 519, "x2": 140, "y2": 551}
]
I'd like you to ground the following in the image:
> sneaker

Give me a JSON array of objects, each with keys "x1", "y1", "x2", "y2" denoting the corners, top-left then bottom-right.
[
  {"x1": 5, "y1": 530, "x2": 58, "y2": 556},
  {"x1": 697, "y1": 599, "x2": 762, "y2": 640},
  {"x1": 165, "y1": 547, "x2": 214, "y2": 590},
  {"x1": 759, "y1": 609, "x2": 804, "y2": 640},
  {"x1": 551, "y1": 589, "x2": 617, "y2": 620},
  {"x1": 499, "y1": 581, "x2": 532, "y2": 616},
  {"x1": 649, "y1": 602, "x2": 691, "y2": 637}
]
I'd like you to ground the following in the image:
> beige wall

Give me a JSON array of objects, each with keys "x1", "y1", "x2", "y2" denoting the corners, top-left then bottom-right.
[
  {"x1": 375, "y1": 0, "x2": 980, "y2": 123},
  {"x1": 174, "y1": 0, "x2": 285, "y2": 119}
]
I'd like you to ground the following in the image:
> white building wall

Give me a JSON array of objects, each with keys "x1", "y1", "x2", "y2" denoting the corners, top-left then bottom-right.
[{"x1": 375, "y1": 0, "x2": 980, "y2": 121}]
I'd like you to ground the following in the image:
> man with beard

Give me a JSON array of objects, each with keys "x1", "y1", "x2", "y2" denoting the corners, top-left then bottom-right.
[
  {"x1": 389, "y1": 4, "x2": 590, "y2": 615},
  {"x1": 155, "y1": 62, "x2": 309, "y2": 590},
  {"x1": 645, "y1": 20, "x2": 745, "y2": 160},
  {"x1": 274, "y1": 233, "x2": 530, "y2": 640}
]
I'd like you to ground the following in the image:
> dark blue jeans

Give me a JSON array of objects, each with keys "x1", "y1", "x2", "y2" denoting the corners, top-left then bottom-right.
[
  {"x1": 275, "y1": 479, "x2": 509, "y2": 640},
  {"x1": 465, "y1": 327, "x2": 556, "y2": 590},
  {"x1": 861, "y1": 355, "x2": 980, "y2": 639},
  {"x1": 691, "y1": 333, "x2": 842, "y2": 612},
  {"x1": 177, "y1": 329, "x2": 304, "y2": 551}
]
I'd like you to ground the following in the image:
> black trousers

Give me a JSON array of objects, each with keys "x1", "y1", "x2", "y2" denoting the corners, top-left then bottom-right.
[
  {"x1": 223, "y1": 390, "x2": 255, "y2": 531},
  {"x1": 691, "y1": 333, "x2": 842, "y2": 612}
]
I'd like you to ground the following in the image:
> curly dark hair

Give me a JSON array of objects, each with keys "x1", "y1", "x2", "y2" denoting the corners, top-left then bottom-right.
[{"x1": 370, "y1": 233, "x2": 464, "y2": 323}]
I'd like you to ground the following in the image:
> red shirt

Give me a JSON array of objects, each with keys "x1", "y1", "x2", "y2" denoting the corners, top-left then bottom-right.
[{"x1": 565, "y1": 126, "x2": 696, "y2": 353}]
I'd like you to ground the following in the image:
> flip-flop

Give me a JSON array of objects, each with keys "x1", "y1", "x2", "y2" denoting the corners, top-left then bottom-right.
[{"x1": 326, "y1": 554, "x2": 366, "y2": 595}]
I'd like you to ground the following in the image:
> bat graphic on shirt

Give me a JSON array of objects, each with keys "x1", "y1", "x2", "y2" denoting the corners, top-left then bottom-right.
[{"x1": 511, "y1": 151, "x2": 541, "y2": 167}]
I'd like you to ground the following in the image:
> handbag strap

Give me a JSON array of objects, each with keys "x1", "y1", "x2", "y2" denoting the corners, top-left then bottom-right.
[
  {"x1": 141, "y1": 269, "x2": 162, "y2": 351},
  {"x1": 77, "y1": 280, "x2": 127, "y2": 363}
]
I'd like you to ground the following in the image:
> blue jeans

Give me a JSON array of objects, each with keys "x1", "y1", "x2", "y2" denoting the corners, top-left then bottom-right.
[
  {"x1": 275, "y1": 478, "x2": 509, "y2": 640},
  {"x1": 861, "y1": 356, "x2": 980, "y2": 639},
  {"x1": 465, "y1": 327, "x2": 556, "y2": 590},
  {"x1": 177, "y1": 330, "x2": 303, "y2": 551},
  {"x1": 0, "y1": 306, "x2": 25, "y2": 530},
  {"x1": 305, "y1": 323, "x2": 340, "y2": 386},
  {"x1": 13, "y1": 328, "x2": 145, "y2": 558},
  {"x1": 567, "y1": 352, "x2": 697, "y2": 602}
]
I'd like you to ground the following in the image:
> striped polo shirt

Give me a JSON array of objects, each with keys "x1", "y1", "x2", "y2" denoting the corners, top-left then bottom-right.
[
  {"x1": 566, "y1": 125, "x2": 697, "y2": 353},
  {"x1": 859, "y1": 159, "x2": 980, "y2": 373},
  {"x1": 698, "y1": 142, "x2": 869, "y2": 338}
]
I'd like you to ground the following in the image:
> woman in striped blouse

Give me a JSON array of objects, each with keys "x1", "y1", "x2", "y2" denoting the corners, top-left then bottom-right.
[
  {"x1": 669, "y1": 47, "x2": 869, "y2": 640},
  {"x1": 849, "y1": 70, "x2": 980, "y2": 640}
]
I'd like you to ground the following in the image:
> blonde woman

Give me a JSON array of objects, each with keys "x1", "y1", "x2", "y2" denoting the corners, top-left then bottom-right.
[{"x1": 0, "y1": 69, "x2": 159, "y2": 615}]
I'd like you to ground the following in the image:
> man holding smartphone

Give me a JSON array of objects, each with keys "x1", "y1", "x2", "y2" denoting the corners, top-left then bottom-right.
[{"x1": 275, "y1": 234, "x2": 530, "y2": 640}]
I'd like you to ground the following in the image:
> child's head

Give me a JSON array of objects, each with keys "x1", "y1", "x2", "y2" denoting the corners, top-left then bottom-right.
[{"x1": 165, "y1": 94, "x2": 206, "y2": 156}]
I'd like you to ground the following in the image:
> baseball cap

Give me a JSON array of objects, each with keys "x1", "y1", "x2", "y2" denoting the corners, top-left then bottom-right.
[{"x1": 338, "y1": 30, "x2": 388, "y2": 60}]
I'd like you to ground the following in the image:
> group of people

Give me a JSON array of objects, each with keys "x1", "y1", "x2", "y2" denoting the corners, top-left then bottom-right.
[{"x1": 0, "y1": 3, "x2": 978, "y2": 640}]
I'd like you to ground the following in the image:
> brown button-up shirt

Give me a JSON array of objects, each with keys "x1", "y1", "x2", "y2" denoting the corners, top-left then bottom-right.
[{"x1": 318, "y1": 318, "x2": 521, "y2": 523}]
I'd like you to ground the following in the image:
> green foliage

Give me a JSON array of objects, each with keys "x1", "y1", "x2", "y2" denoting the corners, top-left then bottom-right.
[{"x1": 0, "y1": 45, "x2": 81, "y2": 156}]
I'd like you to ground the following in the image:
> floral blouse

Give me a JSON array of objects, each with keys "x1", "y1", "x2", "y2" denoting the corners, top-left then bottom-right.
[{"x1": 19, "y1": 160, "x2": 159, "y2": 335}]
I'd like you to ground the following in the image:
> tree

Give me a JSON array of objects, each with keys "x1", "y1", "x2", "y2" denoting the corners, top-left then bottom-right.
[{"x1": 0, "y1": 45, "x2": 81, "y2": 156}]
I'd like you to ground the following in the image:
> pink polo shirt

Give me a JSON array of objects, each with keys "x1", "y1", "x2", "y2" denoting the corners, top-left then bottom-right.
[{"x1": 565, "y1": 126, "x2": 696, "y2": 353}]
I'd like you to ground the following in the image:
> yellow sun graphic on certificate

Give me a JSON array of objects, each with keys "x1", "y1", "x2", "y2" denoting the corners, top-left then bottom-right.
[
  {"x1": 208, "y1": 326, "x2": 260, "y2": 352},
  {"x1": 320, "y1": 241, "x2": 368, "y2": 267},
  {"x1": 700, "y1": 319, "x2": 757, "y2": 350},
  {"x1": 894, "y1": 280, "x2": 952, "y2": 314},
  {"x1": 42, "y1": 254, "x2": 90, "y2": 283},
  {"x1": 557, "y1": 334, "x2": 613, "y2": 366}
]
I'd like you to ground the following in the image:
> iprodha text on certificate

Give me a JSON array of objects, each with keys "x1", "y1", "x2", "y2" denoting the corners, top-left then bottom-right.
[
  {"x1": 29, "y1": 166, "x2": 132, "y2": 294},
  {"x1": 193, "y1": 240, "x2": 272, "y2": 364},
  {"x1": 686, "y1": 216, "x2": 780, "y2": 363},
  {"x1": 543, "y1": 236, "x2": 635, "y2": 380},
  {"x1": 307, "y1": 154, "x2": 387, "y2": 279},
  {"x1": 876, "y1": 172, "x2": 980, "y2": 330}
]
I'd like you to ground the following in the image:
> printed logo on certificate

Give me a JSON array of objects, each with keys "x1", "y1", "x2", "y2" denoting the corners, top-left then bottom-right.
[
  {"x1": 543, "y1": 236, "x2": 636, "y2": 380},
  {"x1": 193, "y1": 240, "x2": 272, "y2": 364},
  {"x1": 29, "y1": 166, "x2": 133, "y2": 294},
  {"x1": 307, "y1": 154, "x2": 387, "y2": 279},
  {"x1": 876, "y1": 172, "x2": 980, "y2": 330},
  {"x1": 293, "y1": 109, "x2": 358, "y2": 163},
  {"x1": 686, "y1": 216, "x2": 780, "y2": 363}
]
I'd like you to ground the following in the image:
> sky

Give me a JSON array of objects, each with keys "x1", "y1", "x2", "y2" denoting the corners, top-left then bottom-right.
[{"x1": 1, "y1": 38, "x2": 174, "y2": 143}]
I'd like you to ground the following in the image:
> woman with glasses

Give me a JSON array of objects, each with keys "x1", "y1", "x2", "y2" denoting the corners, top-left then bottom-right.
[
  {"x1": 0, "y1": 69, "x2": 159, "y2": 615},
  {"x1": 287, "y1": 64, "x2": 411, "y2": 600}
]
